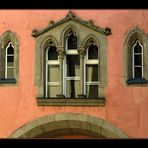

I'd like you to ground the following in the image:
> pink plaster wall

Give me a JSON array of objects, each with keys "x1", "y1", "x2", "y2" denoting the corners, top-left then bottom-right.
[{"x1": 0, "y1": 10, "x2": 148, "y2": 138}]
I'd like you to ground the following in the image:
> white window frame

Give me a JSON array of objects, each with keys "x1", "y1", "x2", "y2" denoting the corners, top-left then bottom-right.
[
  {"x1": 84, "y1": 45, "x2": 99, "y2": 97},
  {"x1": 5, "y1": 42, "x2": 14, "y2": 79},
  {"x1": 64, "y1": 37, "x2": 80, "y2": 97},
  {"x1": 132, "y1": 40, "x2": 144, "y2": 79},
  {"x1": 45, "y1": 47, "x2": 60, "y2": 98}
]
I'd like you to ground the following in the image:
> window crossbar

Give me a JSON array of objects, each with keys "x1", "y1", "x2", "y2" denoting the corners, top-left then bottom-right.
[
  {"x1": 66, "y1": 77, "x2": 80, "y2": 80},
  {"x1": 86, "y1": 82, "x2": 98, "y2": 85},
  {"x1": 47, "y1": 82, "x2": 60, "y2": 85}
]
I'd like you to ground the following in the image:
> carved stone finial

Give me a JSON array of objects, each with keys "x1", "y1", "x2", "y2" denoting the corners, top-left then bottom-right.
[
  {"x1": 32, "y1": 29, "x2": 38, "y2": 37},
  {"x1": 49, "y1": 20, "x2": 54, "y2": 25},
  {"x1": 105, "y1": 27, "x2": 112, "y2": 35},
  {"x1": 66, "y1": 10, "x2": 75, "y2": 20}
]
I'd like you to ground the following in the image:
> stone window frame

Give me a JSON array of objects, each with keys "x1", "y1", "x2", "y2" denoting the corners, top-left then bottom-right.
[
  {"x1": 0, "y1": 30, "x2": 19, "y2": 85},
  {"x1": 33, "y1": 11, "x2": 111, "y2": 106},
  {"x1": 124, "y1": 27, "x2": 148, "y2": 85}
]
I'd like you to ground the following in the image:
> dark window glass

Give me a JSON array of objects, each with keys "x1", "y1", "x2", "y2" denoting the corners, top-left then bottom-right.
[
  {"x1": 68, "y1": 34, "x2": 77, "y2": 49},
  {"x1": 66, "y1": 55, "x2": 80, "y2": 77},
  {"x1": 87, "y1": 85, "x2": 98, "y2": 98},
  {"x1": 48, "y1": 46, "x2": 58, "y2": 60},
  {"x1": 134, "y1": 41, "x2": 142, "y2": 53},
  {"x1": 134, "y1": 55, "x2": 142, "y2": 66},
  {"x1": 7, "y1": 44, "x2": 14, "y2": 54},
  {"x1": 66, "y1": 55, "x2": 80, "y2": 98},
  {"x1": 7, "y1": 56, "x2": 14, "y2": 63},
  {"x1": 88, "y1": 45, "x2": 98, "y2": 59},
  {"x1": 134, "y1": 67, "x2": 142, "y2": 78}
]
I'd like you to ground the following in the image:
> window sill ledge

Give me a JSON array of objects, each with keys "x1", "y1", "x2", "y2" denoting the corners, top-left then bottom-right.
[
  {"x1": 0, "y1": 79, "x2": 16, "y2": 84},
  {"x1": 37, "y1": 98, "x2": 105, "y2": 106},
  {"x1": 127, "y1": 78, "x2": 148, "y2": 85}
]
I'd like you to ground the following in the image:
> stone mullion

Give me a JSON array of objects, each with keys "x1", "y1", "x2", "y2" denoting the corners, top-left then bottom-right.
[
  {"x1": 56, "y1": 48, "x2": 65, "y2": 98},
  {"x1": 77, "y1": 48, "x2": 86, "y2": 98}
]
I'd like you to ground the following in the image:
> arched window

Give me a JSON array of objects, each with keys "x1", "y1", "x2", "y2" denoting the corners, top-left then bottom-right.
[
  {"x1": 125, "y1": 27, "x2": 148, "y2": 84},
  {"x1": 5, "y1": 42, "x2": 14, "y2": 79},
  {"x1": 132, "y1": 40, "x2": 143, "y2": 79},
  {"x1": 64, "y1": 30, "x2": 80, "y2": 98},
  {"x1": 0, "y1": 30, "x2": 19, "y2": 84},
  {"x1": 34, "y1": 11, "x2": 109, "y2": 105},
  {"x1": 85, "y1": 40, "x2": 99, "y2": 98},
  {"x1": 45, "y1": 45, "x2": 60, "y2": 98}
]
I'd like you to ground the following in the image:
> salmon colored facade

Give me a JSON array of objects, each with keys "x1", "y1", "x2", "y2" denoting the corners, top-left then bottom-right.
[{"x1": 0, "y1": 9, "x2": 148, "y2": 138}]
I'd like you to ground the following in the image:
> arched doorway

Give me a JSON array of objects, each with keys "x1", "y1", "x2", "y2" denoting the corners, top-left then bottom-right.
[{"x1": 9, "y1": 113, "x2": 129, "y2": 138}]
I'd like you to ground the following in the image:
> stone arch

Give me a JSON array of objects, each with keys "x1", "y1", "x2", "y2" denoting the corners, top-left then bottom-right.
[
  {"x1": 62, "y1": 26, "x2": 79, "y2": 47},
  {"x1": 9, "y1": 113, "x2": 129, "y2": 138},
  {"x1": 40, "y1": 36, "x2": 58, "y2": 50},
  {"x1": 83, "y1": 35, "x2": 100, "y2": 49}
]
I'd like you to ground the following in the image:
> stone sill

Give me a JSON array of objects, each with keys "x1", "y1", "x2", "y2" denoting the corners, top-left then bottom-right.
[
  {"x1": 37, "y1": 98, "x2": 105, "y2": 106},
  {"x1": 127, "y1": 78, "x2": 148, "y2": 85},
  {"x1": 0, "y1": 79, "x2": 17, "y2": 84}
]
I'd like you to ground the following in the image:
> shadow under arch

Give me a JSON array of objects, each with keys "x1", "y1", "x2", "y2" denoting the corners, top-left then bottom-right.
[{"x1": 9, "y1": 113, "x2": 129, "y2": 138}]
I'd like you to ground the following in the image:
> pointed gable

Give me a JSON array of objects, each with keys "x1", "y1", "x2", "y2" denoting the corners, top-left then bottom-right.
[{"x1": 32, "y1": 11, "x2": 111, "y2": 37}]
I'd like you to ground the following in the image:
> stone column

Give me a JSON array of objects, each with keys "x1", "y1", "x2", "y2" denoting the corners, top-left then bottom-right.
[
  {"x1": 56, "y1": 48, "x2": 65, "y2": 98},
  {"x1": 77, "y1": 48, "x2": 86, "y2": 98}
]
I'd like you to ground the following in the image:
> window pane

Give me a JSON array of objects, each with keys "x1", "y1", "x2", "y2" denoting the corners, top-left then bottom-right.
[
  {"x1": 7, "y1": 44, "x2": 14, "y2": 54},
  {"x1": 48, "y1": 65, "x2": 59, "y2": 82},
  {"x1": 88, "y1": 45, "x2": 98, "y2": 59},
  {"x1": 66, "y1": 80, "x2": 80, "y2": 98},
  {"x1": 86, "y1": 65, "x2": 98, "y2": 82},
  {"x1": 68, "y1": 34, "x2": 77, "y2": 49},
  {"x1": 134, "y1": 42, "x2": 142, "y2": 53},
  {"x1": 7, "y1": 68, "x2": 14, "y2": 79},
  {"x1": 134, "y1": 55, "x2": 142, "y2": 66},
  {"x1": 134, "y1": 67, "x2": 142, "y2": 78},
  {"x1": 67, "y1": 55, "x2": 80, "y2": 77},
  {"x1": 48, "y1": 85, "x2": 59, "y2": 97},
  {"x1": 7, "y1": 56, "x2": 14, "y2": 63},
  {"x1": 86, "y1": 85, "x2": 98, "y2": 98},
  {"x1": 48, "y1": 46, "x2": 58, "y2": 60}
]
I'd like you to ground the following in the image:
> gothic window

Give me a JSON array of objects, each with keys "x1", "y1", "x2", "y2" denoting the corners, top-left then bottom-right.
[
  {"x1": 85, "y1": 40, "x2": 99, "y2": 98},
  {"x1": 125, "y1": 27, "x2": 148, "y2": 84},
  {"x1": 5, "y1": 42, "x2": 15, "y2": 79},
  {"x1": 33, "y1": 11, "x2": 110, "y2": 106},
  {"x1": 45, "y1": 44, "x2": 60, "y2": 98},
  {"x1": 64, "y1": 30, "x2": 80, "y2": 98},
  {"x1": 0, "y1": 31, "x2": 19, "y2": 84},
  {"x1": 132, "y1": 40, "x2": 143, "y2": 79}
]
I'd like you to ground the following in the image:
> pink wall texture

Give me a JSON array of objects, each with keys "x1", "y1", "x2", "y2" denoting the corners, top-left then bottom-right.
[{"x1": 0, "y1": 10, "x2": 148, "y2": 138}]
